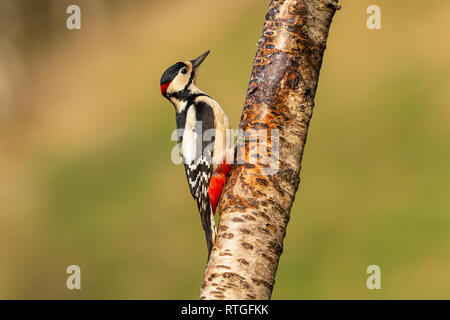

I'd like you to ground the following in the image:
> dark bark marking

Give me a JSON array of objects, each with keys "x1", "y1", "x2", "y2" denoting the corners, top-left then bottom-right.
[
  {"x1": 222, "y1": 232, "x2": 234, "y2": 239},
  {"x1": 241, "y1": 242, "x2": 254, "y2": 250},
  {"x1": 237, "y1": 258, "x2": 250, "y2": 265}
]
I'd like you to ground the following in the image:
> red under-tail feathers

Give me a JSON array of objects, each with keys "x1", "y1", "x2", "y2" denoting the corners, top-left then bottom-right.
[{"x1": 208, "y1": 162, "x2": 232, "y2": 213}]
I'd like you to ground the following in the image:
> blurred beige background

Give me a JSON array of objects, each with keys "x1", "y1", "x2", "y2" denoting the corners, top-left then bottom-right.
[{"x1": 0, "y1": 0, "x2": 449, "y2": 299}]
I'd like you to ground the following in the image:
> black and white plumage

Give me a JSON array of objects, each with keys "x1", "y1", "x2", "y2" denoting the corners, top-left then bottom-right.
[
  {"x1": 160, "y1": 51, "x2": 232, "y2": 258},
  {"x1": 179, "y1": 100, "x2": 216, "y2": 255}
]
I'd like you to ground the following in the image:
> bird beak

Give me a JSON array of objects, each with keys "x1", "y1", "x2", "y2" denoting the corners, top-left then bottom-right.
[{"x1": 190, "y1": 50, "x2": 210, "y2": 70}]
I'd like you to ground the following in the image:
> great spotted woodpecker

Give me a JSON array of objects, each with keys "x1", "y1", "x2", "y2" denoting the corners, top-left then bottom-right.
[{"x1": 160, "y1": 51, "x2": 233, "y2": 258}]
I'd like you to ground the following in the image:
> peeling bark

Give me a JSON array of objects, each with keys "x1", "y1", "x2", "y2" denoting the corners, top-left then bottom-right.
[{"x1": 200, "y1": 0, "x2": 340, "y2": 300}]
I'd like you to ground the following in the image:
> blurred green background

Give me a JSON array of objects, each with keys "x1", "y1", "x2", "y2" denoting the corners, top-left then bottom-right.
[{"x1": 0, "y1": 0, "x2": 449, "y2": 299}]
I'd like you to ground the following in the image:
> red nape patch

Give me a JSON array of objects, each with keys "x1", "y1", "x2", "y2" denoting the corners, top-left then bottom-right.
[
  {"x1": 208, "y1": 163, "x2": 233, "y2": 214},
  {"x1": 160, "y1": 82, "x2": 171, "y2": 96}
]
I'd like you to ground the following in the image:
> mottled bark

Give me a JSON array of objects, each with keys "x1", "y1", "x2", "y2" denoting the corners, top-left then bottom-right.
[{"x1": 200, "y1": 0, "x2": 340, "y2": 300}]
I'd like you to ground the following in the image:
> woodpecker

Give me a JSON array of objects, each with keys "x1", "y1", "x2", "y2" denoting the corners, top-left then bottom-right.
[{"x1": 160, "y1": 51, "x2": 233, "y2": 258}]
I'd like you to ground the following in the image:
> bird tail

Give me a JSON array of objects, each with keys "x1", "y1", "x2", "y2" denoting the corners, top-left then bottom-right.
[{"x1": 201, "y1": 201, "x2": 217, "y2": 259}]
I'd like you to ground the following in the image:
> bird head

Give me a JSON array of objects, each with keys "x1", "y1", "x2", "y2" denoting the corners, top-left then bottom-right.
[{"x1": 160, "y1": 50, "x2": 210, "y2": 99}]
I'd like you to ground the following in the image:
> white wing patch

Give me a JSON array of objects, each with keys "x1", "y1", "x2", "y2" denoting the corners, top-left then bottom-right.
[
  {"x1": 180, "y1": 104, "x2": 213, "y2": 207},
  {"x1": 195, "y1": 95, "x2": 231, "y2": 171},
  {"x1": 181, "y1": 105, "x2": 198, "y2": 164}
]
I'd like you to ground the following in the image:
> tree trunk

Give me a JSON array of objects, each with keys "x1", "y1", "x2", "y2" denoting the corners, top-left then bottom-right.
[{"x1": 200, "y1": 0, "x2": 340, "y2": 300}]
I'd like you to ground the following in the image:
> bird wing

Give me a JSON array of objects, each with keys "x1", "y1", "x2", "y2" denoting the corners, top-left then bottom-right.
[{"x1": 181, "y1": 101, "x2": 216, "y2": 255}]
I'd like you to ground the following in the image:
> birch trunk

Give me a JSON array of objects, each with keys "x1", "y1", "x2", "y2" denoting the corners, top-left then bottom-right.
[{"x1": 200, "y1": 0, "x2": 340, "y2": 300}]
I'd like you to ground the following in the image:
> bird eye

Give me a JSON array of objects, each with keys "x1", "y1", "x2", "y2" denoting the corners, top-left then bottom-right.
[{"x1": 181, "y1": 67, "x2": 188, "y2": 74}]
